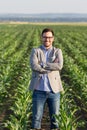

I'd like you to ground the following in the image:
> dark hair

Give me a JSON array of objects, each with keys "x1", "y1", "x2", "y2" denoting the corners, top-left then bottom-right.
[{"x1": 41, "y1": 28, "x2": 54, "y2": 36}]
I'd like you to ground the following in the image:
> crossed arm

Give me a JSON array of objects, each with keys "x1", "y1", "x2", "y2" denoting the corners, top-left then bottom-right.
[{"x1": 30, "y1": 48, "x2": 63, "y2": 73}]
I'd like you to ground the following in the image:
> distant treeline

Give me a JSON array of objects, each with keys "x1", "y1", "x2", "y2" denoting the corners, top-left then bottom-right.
[
  {"x1": 1, "y1": 17, "x2": 87, "y2": 22},
  {"x1": 0, "y1": 13, "x2": 87, "y2": 22}
]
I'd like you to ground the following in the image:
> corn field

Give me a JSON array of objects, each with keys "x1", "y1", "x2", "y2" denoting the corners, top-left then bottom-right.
[{"x1": 0, "y1": 24, "x2": 87, "y2": 130}]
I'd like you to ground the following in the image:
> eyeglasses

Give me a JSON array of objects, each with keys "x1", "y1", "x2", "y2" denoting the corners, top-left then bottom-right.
[{"x1": 42, "y1": 36, "x2": 53, "y2": 39}]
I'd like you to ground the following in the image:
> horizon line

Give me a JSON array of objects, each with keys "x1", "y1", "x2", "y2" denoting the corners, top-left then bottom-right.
[{"x1": 0, "y1": 12, "x2": 87, "y2": 15}]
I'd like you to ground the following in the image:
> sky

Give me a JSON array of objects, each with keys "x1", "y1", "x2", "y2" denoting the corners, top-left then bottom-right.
[{"x1": 0, "y1": 0, "x2": 87, "y2": 14}]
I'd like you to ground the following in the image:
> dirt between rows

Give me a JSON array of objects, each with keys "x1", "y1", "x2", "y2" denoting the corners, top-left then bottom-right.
[
  {"x1": 0, "y1": 103, "x2": 87, "y2": 130},
  {"x1": 41, "y1": 103, "x2": 50, "y2": 130}
]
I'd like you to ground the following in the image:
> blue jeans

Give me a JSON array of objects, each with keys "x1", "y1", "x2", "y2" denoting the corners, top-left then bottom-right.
[{"x1": 31, "y1": 90, "x2": 60, "y2": 129}]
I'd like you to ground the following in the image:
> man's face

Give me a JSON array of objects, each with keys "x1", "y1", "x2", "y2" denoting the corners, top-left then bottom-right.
[{"x1": 41, "y1": 32, "x2": 54, "y2": 49}]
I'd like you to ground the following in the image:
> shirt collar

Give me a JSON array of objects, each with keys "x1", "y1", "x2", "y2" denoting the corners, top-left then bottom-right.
[{"x1": 41, "y1": 45, "x2": 53, "y2": 52}]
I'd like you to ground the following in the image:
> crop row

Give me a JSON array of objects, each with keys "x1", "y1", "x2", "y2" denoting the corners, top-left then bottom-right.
[{"x1": 0, "y1": 24, "x2": 87, "y2": 130}]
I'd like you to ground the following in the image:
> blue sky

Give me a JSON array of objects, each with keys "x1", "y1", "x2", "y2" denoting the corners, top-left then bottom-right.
[{"x1": 0, "y1": 0, "x2": 87, "y2": 14}]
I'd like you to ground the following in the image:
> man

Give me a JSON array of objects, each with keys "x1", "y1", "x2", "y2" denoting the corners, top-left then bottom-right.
[{"x1": 29, "y1": 28, "x2": 63, "y2": 130}]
